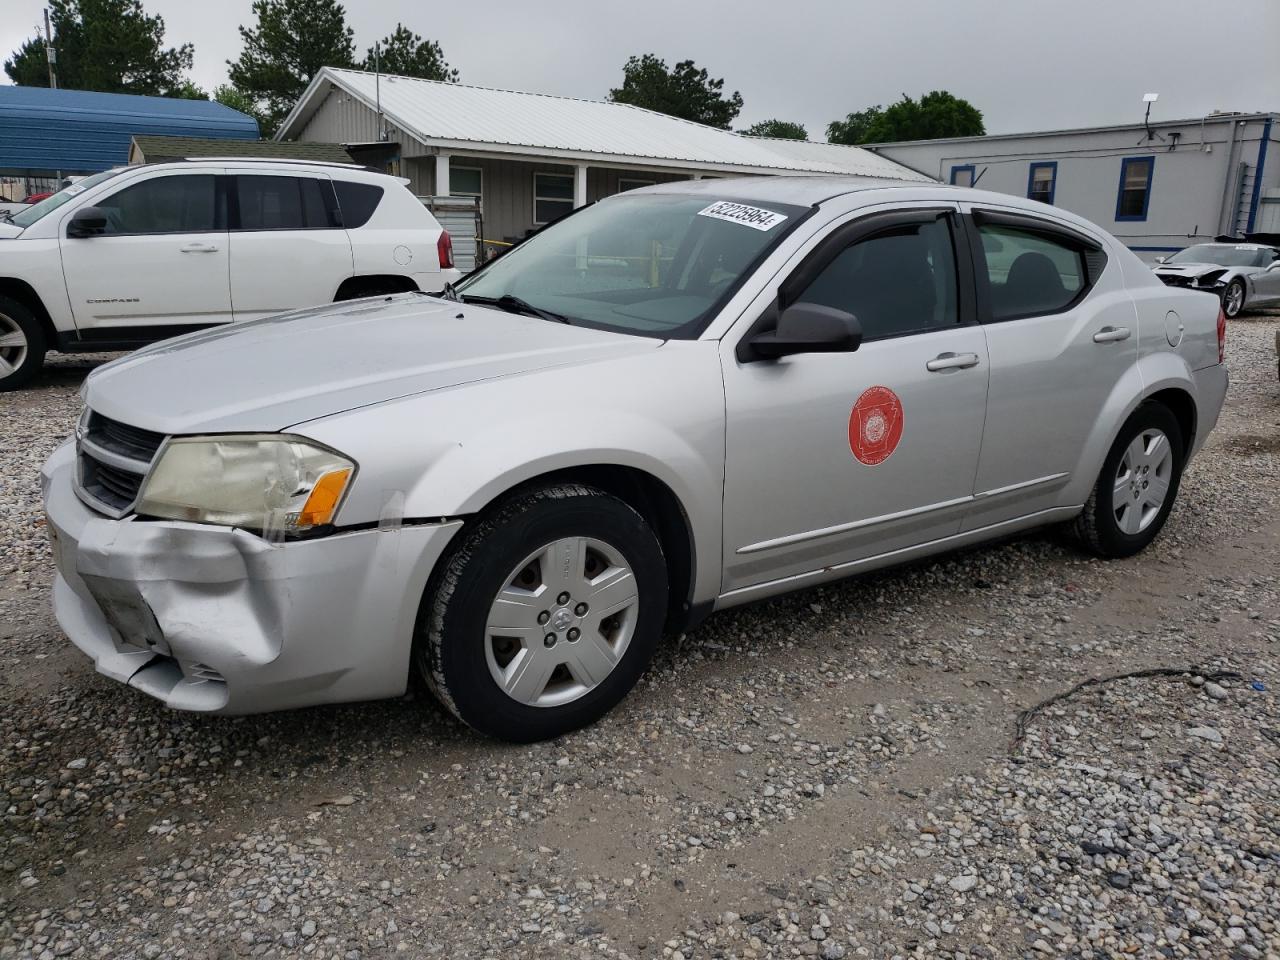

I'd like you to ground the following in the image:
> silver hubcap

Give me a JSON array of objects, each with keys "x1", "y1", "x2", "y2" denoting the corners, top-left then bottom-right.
[
  {"x1": 484, "y1": 537, "x2": 639, "y2": 708},
  {"x1": 1225, "y1": 282, "x2": 1244, "y2": 316},
  {"x1": 0, "y1": 313, "x2": 27, "y2": 379},
  {"x1": 1113, "y1": 428, "x2": 1173, "y2": 535}
]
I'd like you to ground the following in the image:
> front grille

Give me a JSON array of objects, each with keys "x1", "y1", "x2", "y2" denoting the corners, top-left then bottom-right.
[{"x1": 76, "y1": 411, "x2": 167, "y2": 517}]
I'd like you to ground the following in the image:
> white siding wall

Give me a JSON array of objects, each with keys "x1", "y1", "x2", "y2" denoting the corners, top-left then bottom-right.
[{"x1": 871, "y1": 116, "x2": 1279, "y2": 259}]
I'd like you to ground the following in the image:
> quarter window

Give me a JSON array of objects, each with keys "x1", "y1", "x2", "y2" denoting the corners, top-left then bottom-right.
[
  {"x1": 978, "y1": 224, "x2": 1086, "y2": 320},
  {"x1": 236, "y1": 176, "x2": 336, "y2": 231},
  {"x1": 1027, "y1": 162, "x2": 1057, "y2": 205},
  {"x1": 534, "y1": 173, "x2": 574, "y2": 224},
  {"x1": 950, "y1": 165, "x2": 975, "y2": 187},
  {"x1": 796, "y1": 217, "x2": 959, "y2": 341},
  {"x1": 450, "y1": 166, "x2": 482, "y2": 198},
  {"x1": 333, "y1": 181, "x2": 383, "y2": 228},
  {"x1": 96, "y1": 175, "x2": 219, "y2": 235},
  {"x1": 1116, "y1": 157, "x2": 1153, "y2": 221}
]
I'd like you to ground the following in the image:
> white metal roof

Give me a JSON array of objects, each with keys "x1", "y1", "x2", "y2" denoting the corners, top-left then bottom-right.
[{"x1": 278, "y1": 68, "x2": 929, "y2": 181}]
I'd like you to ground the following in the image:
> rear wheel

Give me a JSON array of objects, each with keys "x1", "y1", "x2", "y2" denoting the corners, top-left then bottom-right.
[
  {"x1": 1075, "y1": 402, "x2": 1184, "y2": 558},
  {"x1": 0, "y1": 296, "x2": 46, "y2": 392},
  {"x1": 1222, "y1": 278, "x2": 1246, "y2": 318},
  {"x1": 415, "y1": 484, "x2": 668, "y2": 742}
]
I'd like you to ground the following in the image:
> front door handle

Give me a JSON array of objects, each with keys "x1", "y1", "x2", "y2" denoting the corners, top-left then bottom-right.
[
  {"x1": 926, "y1": 352, "x2": 980, "y2": 372},
  {"x1": 1093, "y1": 326, "x2": 1131, "y2": 343},
  {"x1": 180, "y1": 243, "x2": 219, "y2": 254}
]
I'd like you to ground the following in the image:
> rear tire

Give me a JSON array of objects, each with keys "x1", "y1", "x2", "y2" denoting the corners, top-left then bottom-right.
[
  {"x1": 1075, "y1": 402, "x2": 1184, "y2": 558},
  {"x1": 0, "y1": 295, "x2": 46, "y2": 392},
  {"x1": 415, "y1": 484, "x2": 668, "y2": 742}
]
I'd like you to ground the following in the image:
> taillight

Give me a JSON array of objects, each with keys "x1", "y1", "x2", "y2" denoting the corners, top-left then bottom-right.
[
  {"x1": 1216, "y1": 307, "x2": 1226, "y2": 364},
  {"x1": 437, "y1": 231, "x2": 454, "y2": 270}
]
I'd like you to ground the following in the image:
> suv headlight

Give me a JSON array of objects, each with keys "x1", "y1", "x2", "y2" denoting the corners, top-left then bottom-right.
[{"x1": 136, "y1": 435, "x2": 355, "y2": 537}]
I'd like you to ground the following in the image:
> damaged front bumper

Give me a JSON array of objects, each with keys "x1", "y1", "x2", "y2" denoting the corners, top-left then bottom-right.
[{"x1": 41, "y1": 440, "x2": 461, "y2": 714}]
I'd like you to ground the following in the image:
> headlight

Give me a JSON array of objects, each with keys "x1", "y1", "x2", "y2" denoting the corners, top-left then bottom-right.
[{"x1": 136, "y1": 435, "x2": 355, "y2": 537}]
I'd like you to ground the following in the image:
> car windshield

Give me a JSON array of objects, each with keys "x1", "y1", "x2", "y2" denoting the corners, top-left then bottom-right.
[
  {"x1": 8, "y1": 169, "x2": 125, "y2": 229},
  {"x1": 455, "y1": 193, "x2": 809, "y2": 339},
  {"x1": 1167, "y1": 244, "x2": 1267, "y2": 267}
]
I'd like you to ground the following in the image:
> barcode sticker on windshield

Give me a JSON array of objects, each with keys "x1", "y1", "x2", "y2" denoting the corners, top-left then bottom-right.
[{"x1": 697, "y1": 201, "x2": 788, "y2": 231}]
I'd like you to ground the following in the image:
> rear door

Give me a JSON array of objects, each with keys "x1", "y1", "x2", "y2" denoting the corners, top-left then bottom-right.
[
  {"x1": 960, "y1": 206, "x2": 1136, "y2": 531},
  {"x1": 720, "y1": 205, "x2": 991, "y2": 596},
  {"x1": 58, "y1": 168, "x2": 232, "y2": 332},
  {"x1": 227, "y1": 171, "x2": 354, "y2": 321}
]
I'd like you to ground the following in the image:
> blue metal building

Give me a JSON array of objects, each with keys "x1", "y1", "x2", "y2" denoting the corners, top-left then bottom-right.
[{"x1": 0, "y1": 86, "x2": 258, "y2": 180}]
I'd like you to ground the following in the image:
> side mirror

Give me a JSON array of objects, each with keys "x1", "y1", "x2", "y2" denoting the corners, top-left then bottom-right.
[
  {"x1": 1154, "y1": 256, "x2": 1167, "y2": 264},
  {"x1": 748, "y1": 303, "x2": 862, "y2": 360},
  {"x1": 66, "y1": 206, "x2": 108, "y2": 238}
]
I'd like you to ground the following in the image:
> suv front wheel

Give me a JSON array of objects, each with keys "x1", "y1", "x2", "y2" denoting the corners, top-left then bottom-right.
[
  {"x1": 0, "y1": 295, "x2": 46, "y2": 392},
  {"x1": 415, "y1": 483, "x2": 668, "y2": 742}
]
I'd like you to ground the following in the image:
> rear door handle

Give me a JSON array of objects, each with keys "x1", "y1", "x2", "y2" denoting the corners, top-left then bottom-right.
[
  {"x1": 180, "y1": 243, "x2": 219, "y2": 253},
  {"x1": 1093, "y1": 326, "x2": 1131, "y2": 343},
  {"x1": 926, "y1": 352, "x2": 980, "y2": 372}
]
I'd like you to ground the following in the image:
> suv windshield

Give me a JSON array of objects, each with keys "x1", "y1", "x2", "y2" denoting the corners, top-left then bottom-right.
[
  {"x1": 455, "y1": 193, "x2": 809, "y2": 339},
  {"x1": 8, "y1": 169, "x2": 126, "y2": 229},
  {"x1": 1167, "y1": 244, "x2": 1268, "y2": 267}
]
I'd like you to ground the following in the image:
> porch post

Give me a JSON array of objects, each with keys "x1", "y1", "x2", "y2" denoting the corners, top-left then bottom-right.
[
  {"x1": 574, "y1": 163, "x2": 588, "y2": 207},
  {"x1": 435, "y1": 153, "x2": 451, "y2": 196}
]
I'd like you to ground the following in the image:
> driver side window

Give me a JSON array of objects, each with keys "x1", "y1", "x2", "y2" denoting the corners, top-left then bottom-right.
[
  {"x1": 795, "y1": 217, "x2": 960, "y2": 341},
  {"x1": 96, "y1": 175, "x2": 220, "y2": 236}
]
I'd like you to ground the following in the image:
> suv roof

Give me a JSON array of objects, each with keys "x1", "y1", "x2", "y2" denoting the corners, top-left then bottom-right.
[{"x1": 141, "y1": 157, "x2": 367, "y2": 171}]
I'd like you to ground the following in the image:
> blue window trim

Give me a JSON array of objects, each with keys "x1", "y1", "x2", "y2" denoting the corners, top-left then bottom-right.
[
  {"x1": 1245, "y1": 117, "x2": 1273, "y2": 234},
  {"x1": 1115, "y1": 156, "x2": 1155, "y2": 222},
  {"x1": 949, "y1": 164, "x2": 975, "y2": 186},
  {"x1": 1027, "y1": 161, "x2": 1057, "y2": 205}
]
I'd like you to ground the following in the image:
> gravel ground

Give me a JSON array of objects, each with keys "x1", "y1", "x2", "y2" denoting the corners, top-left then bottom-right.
[{"x1": 1, "y1": 320, "x2": 1278, "y2": 960}]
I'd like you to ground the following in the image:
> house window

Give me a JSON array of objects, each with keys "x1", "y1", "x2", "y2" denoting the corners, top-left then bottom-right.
[
  {"x1": 1116, "y1": 157, "x2": 1154, "y2": 221},
  {"x1": 617, "y1": 177, "x2": 656, "y2": 193},
  {"x1": 1027, "y1": 162, "x2": 1057, "y2": 205},
  {"x1": 950, "y1": 165, "x2": 975, "y2": 187},
  {"x1": 534, "y1": 172, "x2": 574, "y2": 224},
  {"x1": 450, "y1": 165, "x2": 482, "y2": 198}
]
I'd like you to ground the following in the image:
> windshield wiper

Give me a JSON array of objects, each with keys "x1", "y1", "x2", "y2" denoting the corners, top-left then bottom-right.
[{"x1": 462, "y1": 293, "x2": 572, "y2": 325}]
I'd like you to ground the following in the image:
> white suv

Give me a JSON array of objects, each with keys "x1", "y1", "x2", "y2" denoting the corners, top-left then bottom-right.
[{"x1": 0, "y1": 159, "x2": 462, "y2": 389}]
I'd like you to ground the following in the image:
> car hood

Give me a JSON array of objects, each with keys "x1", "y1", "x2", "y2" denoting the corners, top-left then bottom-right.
[
  {"x1": 0, "y1": 221, "x2": 23, "y2": 239},
  {"x1": 84, "y1": 294, "x2": 663, "y2": 434}
]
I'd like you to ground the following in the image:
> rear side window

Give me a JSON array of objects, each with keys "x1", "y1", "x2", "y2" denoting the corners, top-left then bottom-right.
[
  {"x1": 236, "y1": 176, "x2": 336, "y2": 231},
  {"x1": 97, "y1": 175, "x2": 220, "y2": 235},
  {"x1": 333, "y1": 181, "x2": 384, "y2": 228},
  {"x1": 796, "y1": 217, "x2": 959, "y2": 341},
  {"x1": 978, "y1": 225, "x2": 1085, "y2": 320}
]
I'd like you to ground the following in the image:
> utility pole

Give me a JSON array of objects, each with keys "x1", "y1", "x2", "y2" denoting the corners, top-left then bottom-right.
[{"x1": 43, "y1": 8, "x2": 58, "y2": 90}]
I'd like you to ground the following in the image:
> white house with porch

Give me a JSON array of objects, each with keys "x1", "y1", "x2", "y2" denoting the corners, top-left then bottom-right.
[{"x1": 275, "y1": 67, "x2": 926, "y2": 261}]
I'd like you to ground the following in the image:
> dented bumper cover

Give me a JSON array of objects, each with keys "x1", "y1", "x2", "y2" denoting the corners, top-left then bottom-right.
[{"x1": 41, "y1": 441, "x2": 461, "y2": 714}]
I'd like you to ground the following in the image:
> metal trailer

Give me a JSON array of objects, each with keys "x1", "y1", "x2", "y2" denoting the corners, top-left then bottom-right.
[{"x1": 422, "y1": 195, "x2": 482, "y2": 273}]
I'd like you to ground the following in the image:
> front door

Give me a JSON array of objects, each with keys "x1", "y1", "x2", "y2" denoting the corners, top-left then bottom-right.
[
  {"x1": 59, "y1": 169, "x2": 232, "y2": 332},
  {"x1": 720, "y1": 208, "x2": 990, "y2": 596},
  {"x1": 227, "y1": 172, "x2": 354, "y2": 321}
]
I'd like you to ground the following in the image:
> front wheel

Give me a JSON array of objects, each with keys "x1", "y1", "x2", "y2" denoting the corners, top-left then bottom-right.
[
  {"x1": 415, "y1": 484, "x2": 668, "y2": 742},
  {"x1": 1075, "y1": 403, "x2": 1184, "y2": 558},
  {"x1": 1222, "y1": 278, "x2": 1246, "y2": 318}
]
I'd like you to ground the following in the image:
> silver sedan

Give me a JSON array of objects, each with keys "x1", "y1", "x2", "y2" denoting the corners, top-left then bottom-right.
[{"x1": 42, "y1": 177, "x2": 1229, "y2": 741}]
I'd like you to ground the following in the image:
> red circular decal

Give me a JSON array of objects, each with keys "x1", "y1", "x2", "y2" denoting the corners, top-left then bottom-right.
[{"x1": 848, "y1": 386, "x2": 904, "y2": 465}]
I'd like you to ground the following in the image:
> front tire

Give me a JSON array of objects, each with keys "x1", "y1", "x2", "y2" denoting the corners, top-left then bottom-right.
[
  {"x1": 0, "y1": 296, "x2": 47, "y2": 392},
  {"x1": 1222, "y1": 278, "x2": 1246, "y2": 318},
  {"x1": 415, "y1": 484, "x2": 668, "y2": 742},
  {"x1": 1075, "y1": 402, "x2": 1184, "y2": 558}
]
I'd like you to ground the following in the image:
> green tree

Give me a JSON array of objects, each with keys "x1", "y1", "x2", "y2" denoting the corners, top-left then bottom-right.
[
  {"x1": 827, "y1": 91, "x2": 984, "y2": 145},
  {"x1": 227, "y1": 0, "x2": 355, "y2": 137},
  {"x1": 742, "y1": 119, "x2": 807, "y2": 141},
  {"x1": 363, "y1": 24, "x2": 457, "y2": 82},
  {"x1": 4, "y1": 0, "x2": 195, "y2": 97},
  {"x1": 608, "y1": 54, "x2": 742, "y2": 130},
  {"x1": 213, "y1": 84, "x2": 267, "y2": 131}
]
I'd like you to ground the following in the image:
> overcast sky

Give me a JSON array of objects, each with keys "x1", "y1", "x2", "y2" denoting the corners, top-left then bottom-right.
[{"x1": 3, "y1": 0, "x2": 1278, "y2": 139}]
